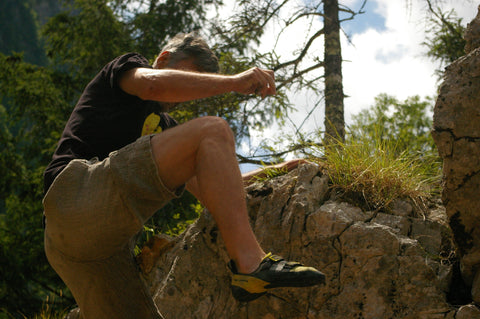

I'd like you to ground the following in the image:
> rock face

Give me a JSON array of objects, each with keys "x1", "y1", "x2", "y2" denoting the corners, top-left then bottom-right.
[
  {"x1": 432, "y1": 5, "x2": 480, "y2": 303},
  {"x1": 143, "y1": 163, "x2": 459, "y2": 318},
  {"x1": 465, "y1": 6, "x2": 480, "y2": 54}
]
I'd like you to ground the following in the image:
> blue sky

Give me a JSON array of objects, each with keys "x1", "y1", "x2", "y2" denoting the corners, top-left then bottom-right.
[{"x1": 340, "y1": 0, "x2": 387, "y2": 35}]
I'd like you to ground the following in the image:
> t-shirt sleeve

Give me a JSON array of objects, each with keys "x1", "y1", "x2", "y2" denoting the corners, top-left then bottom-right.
[{"x1": 108, "y1": 53, "x2": 151, "y2": 90}]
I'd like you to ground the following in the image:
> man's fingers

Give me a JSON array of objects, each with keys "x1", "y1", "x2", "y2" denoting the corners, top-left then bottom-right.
[
  {"x1": 236, "y1": 67, "x2": 276, "y2": 97},
  {"x1": 252, "y1": 68, "x2": 276, "y2": 98},
  {"x1": 264, "y1": 69, "x2": 276, "y2": 94}
]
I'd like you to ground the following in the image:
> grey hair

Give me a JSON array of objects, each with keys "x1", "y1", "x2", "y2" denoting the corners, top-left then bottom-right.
[{"x1": 161, "y1": 32, "x2": 219, "y2": 73}]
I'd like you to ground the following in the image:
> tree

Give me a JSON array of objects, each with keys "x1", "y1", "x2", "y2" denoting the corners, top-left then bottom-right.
[
  {"x1": 42, "y1": 0, "x2": 133, "y2": 87},
  {"x1": 117, "y1": 0, "x2": 223, "y2": 59},
  {"x1": 345, "y1": 93, "x2": 441, "y2": 192},
  {"x1": 0, "y1": 0, "x2": 47, "y2": 65},
  {"x1": 210, "y1": 0, "x2": 364, "y2": 162},
  {"x1": 323, "y1": 0, "x2": 345, "y2": 143},
  {"x1": 348, "y1": 94, "x2": 437, "y2": 156},
  {"x1": 0, "y1": 0, "x2": 364, "y2": 315},
  {"x1": 0, "y1": 1, "x2": 239, "y2": 315},
  {"x1": 423, "y1": 0, "x2": 466, "y2": 77},
  {"x1": 0, "y1": 53, "x2": 74, "y2": 317}
]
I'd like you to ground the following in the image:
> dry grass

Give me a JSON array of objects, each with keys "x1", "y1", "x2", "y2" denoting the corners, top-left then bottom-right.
[
  {"x1": 23, "y1": 296, "x2": 68, "y2": 319},
  {"x1": 320, "y1": 135, "x2": 441, "y2": 214}
]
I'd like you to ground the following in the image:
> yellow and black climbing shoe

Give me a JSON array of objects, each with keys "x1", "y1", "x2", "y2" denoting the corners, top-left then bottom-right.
[{"x1": 228, "y1": 252, "x2": 326, "y2": 302}]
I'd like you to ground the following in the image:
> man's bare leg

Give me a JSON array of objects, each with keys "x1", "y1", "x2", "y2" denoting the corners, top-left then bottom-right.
[{"x1": 151, "y1": 116, "x2": 265, "y2": 273}]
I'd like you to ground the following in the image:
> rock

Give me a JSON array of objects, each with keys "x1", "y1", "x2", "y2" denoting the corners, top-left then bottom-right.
[
  {"x1": 137, "y1": 234, "x2": 175, "y2": 274},
  {"x1": 142, "y1": 163, "x2": 457, "y2": 318},
  {"x1": 465, "y1": 6, "x2": 480, "y2": 54},
  {"x1": 456, "y1": 304, "x2": 480, "y2": 319},
  {"x1": 432, "y1": 6, "x2": 480, "y2": 294},
  {"x1": 472, "y1": 271, "x2": 480, "y2": 303},
  {"x1": 433, "y1": 50, "x2": 480, "y2": 139}
]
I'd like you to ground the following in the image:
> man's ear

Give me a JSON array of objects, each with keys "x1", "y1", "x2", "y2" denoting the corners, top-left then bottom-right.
[{"x1": 153, "y1": 51, "x2": 170, "y2": 69}]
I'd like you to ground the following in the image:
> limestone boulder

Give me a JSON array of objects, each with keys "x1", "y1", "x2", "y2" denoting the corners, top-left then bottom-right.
[
  {"x1": 143, "y1": 163, "x2": 458, "y2": 318},
  {"x1": 465, "y1": 5, "x2": 480, "y2": 54},
  {"x1": 432, "y1": 5, "x2": 480, "y2": 300}
]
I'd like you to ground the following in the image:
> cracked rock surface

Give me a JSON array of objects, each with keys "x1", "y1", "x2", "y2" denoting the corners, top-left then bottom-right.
[
  {"x1": 432, "y1": 5, "x2": 480, "y2": 304},
  {"x1": 144, "y1": 163, "x2": 458, "y2": 318}
]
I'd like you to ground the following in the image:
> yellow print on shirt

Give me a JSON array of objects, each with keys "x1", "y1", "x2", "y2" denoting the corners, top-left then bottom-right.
[{"x1": 142, "y1": 113, "x2": 163, "y2": 136}]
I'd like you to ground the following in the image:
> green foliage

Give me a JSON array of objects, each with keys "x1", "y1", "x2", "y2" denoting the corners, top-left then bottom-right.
[
  {"x1": 318, "y1": 93, "x2": 442, "y2": 212},
  {"x1": 123, "y1": 0, "x2": 223, "y2": 59},
  {"x1": 0, "y1": 0, "x2": 47, "y2": 65},
  {"x1": 42, "y1": 0, "x2": 132, "y2": 85},
  {"x1": 0, "y1": 104, "x2": 25, "y2": 197},
  {"x1": 143, "y1": 192, "x2": 202, "y2": 240},
  {"x1": 0, "y1": 53, "x2": 73, "y2": 317},
  {"x1": 0, "y1": 53, "x2": 70, "y2": 166},
  {"x1": 213, "y1": 0, "x2": 270, "y2": 55},
  {"x1": 29, "y1": 298, "x2": 68, "y2": 319},
  {"x1": 423, "y1": 5, "x2": 466, "y2": 74},
  {"x1": 2, "y1": 295, "x2": 69, "y2": 319},
  {"x1": 348, "y1": 94, "x2": 437, "y2": 159},
  {"x1": 0, "y1": 0, "x2": 329, "y2": 316},
  {"x1": 251, "y1": 162, "x2": 289, "y2": 183}
]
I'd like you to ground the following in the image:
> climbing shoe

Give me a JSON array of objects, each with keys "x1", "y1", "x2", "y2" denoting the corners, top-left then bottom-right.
[{"x1": 229, "y1": 252, "x2": 326, "y2": 302}]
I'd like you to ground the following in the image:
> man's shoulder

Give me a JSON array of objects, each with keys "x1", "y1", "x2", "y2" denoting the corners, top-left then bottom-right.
[
  {"x1": 94, "y1": 52, "x2": 152, "y2": 91},
  {"x1": 110, "y1": 52, "x2": 151, "y2": 69}
]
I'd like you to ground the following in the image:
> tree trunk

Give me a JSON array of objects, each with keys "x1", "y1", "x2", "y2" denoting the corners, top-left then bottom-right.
[{"x1": 323, "y1": 0, "x2": 345, "y2": 143}]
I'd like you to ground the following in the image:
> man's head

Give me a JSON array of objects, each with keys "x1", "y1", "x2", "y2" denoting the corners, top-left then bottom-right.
[{"x1": 153, "y1": 33, "x2": 219, "y2": 73}]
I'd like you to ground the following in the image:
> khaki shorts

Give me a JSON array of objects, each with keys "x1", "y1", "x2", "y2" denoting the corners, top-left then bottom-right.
[{"x1": 43, "y1": 135, "x2": 183, "y2": 319}]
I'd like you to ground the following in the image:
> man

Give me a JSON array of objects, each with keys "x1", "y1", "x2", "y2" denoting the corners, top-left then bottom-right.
[{"x1": 43, "y1": 33, "x2": 325, "y2": 319}]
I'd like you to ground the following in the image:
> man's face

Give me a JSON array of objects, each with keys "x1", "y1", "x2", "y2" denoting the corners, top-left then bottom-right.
[
  {"x1": 153, "y1": 51, "x2": 200, "y2": 73},
  {"x1": 168, "y1": 58, "x2": 199, "y2": 72}
]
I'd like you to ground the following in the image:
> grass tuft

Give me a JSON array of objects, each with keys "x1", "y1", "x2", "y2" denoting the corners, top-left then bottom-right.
[
  {"x1": 319, "y1": 134, "x2": 441, "y2": 215},
  {"x1": 26, "y1": 296, "x2": 68, "y2": 319},
  {"x1": 251, "y1": 162, "x2": 289, "y2": 183}
]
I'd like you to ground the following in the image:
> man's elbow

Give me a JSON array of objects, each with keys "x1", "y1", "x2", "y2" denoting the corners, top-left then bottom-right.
[{"x1": 120, "y1": 69, "x2": 166, "y2": 101}]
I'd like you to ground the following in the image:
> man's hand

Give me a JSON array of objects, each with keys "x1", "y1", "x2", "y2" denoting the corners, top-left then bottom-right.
[{"x1": 233, "y1": 67, "x2": 276, "y2": 98}]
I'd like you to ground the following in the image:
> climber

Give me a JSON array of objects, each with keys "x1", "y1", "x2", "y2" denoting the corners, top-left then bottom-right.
[{"x1": 42, "y1": 32, "x2": 325, "y2": 319}]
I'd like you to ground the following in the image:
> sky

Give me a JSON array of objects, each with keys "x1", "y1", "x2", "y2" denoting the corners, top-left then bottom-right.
[
  {"x1": 213, "y1": 0, "x2": 477, "y2": 170},
  {"x1": 340, "y1": 0, "x2": 475, "y2": 121}
]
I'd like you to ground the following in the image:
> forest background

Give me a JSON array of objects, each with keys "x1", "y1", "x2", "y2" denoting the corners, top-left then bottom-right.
[{"x1": 0, "y1": 0, "x2": 475, "y2": 317}]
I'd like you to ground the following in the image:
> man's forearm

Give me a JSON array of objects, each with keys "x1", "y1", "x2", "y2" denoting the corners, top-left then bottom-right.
[{"x1": 138, "y1": 69, "x2": 237, "y2": 102}]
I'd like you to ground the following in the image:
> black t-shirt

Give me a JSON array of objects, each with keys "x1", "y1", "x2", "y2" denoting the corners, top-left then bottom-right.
[{"x1": 43, "y1": 53, "x2": 178, "y2": 193}]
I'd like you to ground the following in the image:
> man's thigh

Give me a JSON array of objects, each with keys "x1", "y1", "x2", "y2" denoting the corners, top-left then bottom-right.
[{"x1": 150, "y1": 116, "x2": 233, "y2": 191}]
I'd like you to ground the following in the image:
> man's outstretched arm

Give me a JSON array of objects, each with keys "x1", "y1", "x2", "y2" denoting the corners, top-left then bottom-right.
[{"x1": 119, "y1": 67, "x2": 276, "y2": 103}]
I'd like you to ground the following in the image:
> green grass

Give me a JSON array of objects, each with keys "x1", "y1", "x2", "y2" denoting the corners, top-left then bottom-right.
[
  {"x1": 319, "y1": 135, "x2": 441, "y2": 215},
  {"x1": 0, "y1": 296, "x2": 68, "y2": 319},
  {"x1": 251, "y1": 162, "x2": 289, "y2": 183},
  {"x1": 29, "y1": 298, "x2": 68, "y2": 319}
]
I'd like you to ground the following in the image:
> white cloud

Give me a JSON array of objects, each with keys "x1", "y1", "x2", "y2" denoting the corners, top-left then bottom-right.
[{"x1": 341, "y1": 0, "x2": 477, "y2": 122}]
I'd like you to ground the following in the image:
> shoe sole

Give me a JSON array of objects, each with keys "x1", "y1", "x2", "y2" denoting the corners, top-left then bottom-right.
[{"x1": 231, "y1": 271, "x2": 326, "y2": 302}]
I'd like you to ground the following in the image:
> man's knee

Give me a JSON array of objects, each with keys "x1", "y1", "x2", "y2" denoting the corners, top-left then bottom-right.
[{"x1": 198, "y1": 116, "x2": 235, "y2": 146}]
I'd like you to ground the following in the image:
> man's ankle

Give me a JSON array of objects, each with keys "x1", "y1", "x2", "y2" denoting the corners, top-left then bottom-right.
[{"x1": 235, "y1": 252, "x2": 266, "y2": 274}]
